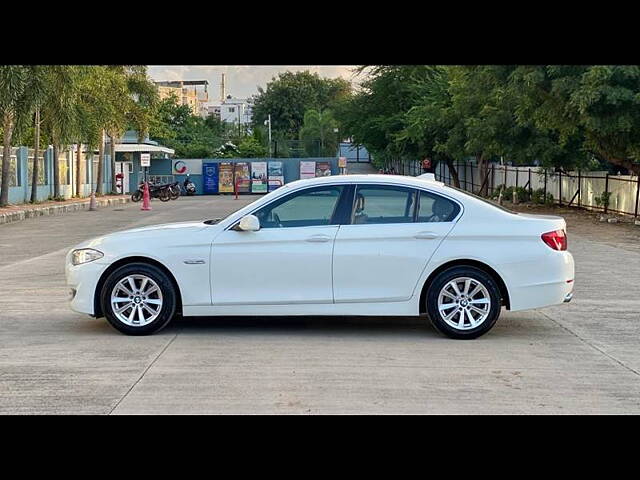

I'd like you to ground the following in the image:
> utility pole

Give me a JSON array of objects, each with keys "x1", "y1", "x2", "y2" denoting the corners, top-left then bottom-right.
[{"x1": 265, "y1": 114, "x2": 272, "y2": 157}]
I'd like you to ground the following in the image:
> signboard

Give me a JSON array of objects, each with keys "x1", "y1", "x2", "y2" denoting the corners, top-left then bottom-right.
[
  {"x1": 234, "y1": 162, "x2": 251, "y2": 193},
  {"x1": 172, "y1": 159, "x2": 203, "y2": 175},
  {"x1": 251, "y1": 162, "x2": 268, "y2": 193},
  {"x1": 202, "y1": 163, "x2": 219, "y2": 194},
  {"x1": 219, "y1": 163, "x2": 234, "y2": 193},
  {"x1": 316, "y1": 162, "x2": 331, "y2": 177},
  {"x1": 140, "y1": 153, "x2": 151, "y2": 167},
  {"x1": 268, "y1": 161, "x2": 284, "y2": 192},
  {"x1": 300, "y1": 161, "x2": 316, "y2": 180},
  {"x1": 338, "y1": 156, "x2": 347, "y2": 168},
  {"x1": 422, "y1": 158, "x2": 432, "y2": 170}
]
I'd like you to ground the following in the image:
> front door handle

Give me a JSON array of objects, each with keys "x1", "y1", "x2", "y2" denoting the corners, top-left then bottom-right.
[
  {"x1": 306, "y1": 235, "x2": 332, "y2": 243},
  {"x1": 414, "y1": 231, "x2": 439, "y2": 240}
]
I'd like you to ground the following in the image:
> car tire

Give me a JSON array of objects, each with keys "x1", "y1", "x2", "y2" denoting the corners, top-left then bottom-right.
[
  {"x1": 426, "y1": 266, "x2": 501, "y2": 339},
  {"x1": 100, "y1": 262, "x2": 177, "y2": 336}
]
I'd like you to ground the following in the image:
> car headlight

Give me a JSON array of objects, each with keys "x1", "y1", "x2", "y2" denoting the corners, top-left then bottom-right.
[{"x1": 71, "y1": 248, "x2": 104, "y2": 266}]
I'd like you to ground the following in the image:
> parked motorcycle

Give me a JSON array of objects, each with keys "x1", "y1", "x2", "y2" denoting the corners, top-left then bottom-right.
[
  {"x1": 168, "y1": 181, "x2": 181, "y2": 200},
  {"x1": 183, "y1": 175, "x2": 196, "y2": 196},
  {"x1": 131, "y1": 181, "x2": 172, "y2": 202}
]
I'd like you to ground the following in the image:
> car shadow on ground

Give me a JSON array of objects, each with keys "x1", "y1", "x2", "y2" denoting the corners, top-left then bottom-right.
[{"x1": 166, "y1": 315, "x2": 441, "y2": 338}]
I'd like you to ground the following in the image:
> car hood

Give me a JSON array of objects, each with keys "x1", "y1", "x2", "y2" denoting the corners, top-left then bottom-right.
[
  {"x1": 72, "y1": 221, "x2": 219, "y2": 251},
  {"x1": 113, "y1": 221, "x2": 209, "y2": 235}
]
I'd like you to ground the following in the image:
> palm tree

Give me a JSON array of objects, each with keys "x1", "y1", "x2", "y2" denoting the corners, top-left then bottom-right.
[
  {"x1": 299, "y1": 109, "x2": 339, "y2": 157},
  {"x1": 0, "y1": 66, "x2": 34, "y2": 207},
  {"x1": 40, "y1": 66, "x2": 83, "y2": 199}
]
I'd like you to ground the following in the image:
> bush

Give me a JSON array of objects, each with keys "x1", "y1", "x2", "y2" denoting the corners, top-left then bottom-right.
[
  {"x1": 531, "y1": 188, "x2": 554, "y2": 206},
  {"x1": 490, "y1": 185, "x2": 530, "y2": 203},
  {"x1": 594, "y1": 191, "x2": 611, "y2": 209}
]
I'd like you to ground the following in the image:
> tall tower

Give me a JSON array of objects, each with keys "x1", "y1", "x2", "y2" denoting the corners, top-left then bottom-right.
[{"x1": 220, "y1": 73, "x2": 226, "y2": 102}]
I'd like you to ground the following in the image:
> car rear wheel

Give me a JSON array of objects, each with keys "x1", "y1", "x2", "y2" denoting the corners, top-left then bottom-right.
[
  {"x1": 100, "y1": 263, "x2": 177, "y2": 335},
  {"x1": 426, "y1": 266, "x2": 501, "y2": 339}
]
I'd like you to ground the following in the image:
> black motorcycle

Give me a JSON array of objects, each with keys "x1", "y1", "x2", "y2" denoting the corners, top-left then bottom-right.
[
  {"x1": 131, "y1": 181, "x2": 172, "y2": 202},
  {"x1": 168, "y1": 181, "x2": 181, "y2": 200}
]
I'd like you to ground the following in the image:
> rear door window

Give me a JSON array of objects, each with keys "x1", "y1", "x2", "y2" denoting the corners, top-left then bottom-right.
[
  {"x1": 417, "y1": 190, "x2": 460, "y2": 222},
  {"x1": 351, "y1": 185, "x2": 416, "y2": 224}
]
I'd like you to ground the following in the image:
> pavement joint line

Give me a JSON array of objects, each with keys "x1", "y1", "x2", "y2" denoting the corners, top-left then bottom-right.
[
  {"x1": 108, "y1": 331, "x2": 180, "y2": 415},
  {"x1": 0, "y1": 247, "x2": 70, "y2": 272},
  {"x1": 539, "y1": 310, "x2": 640, "y2": 379}
]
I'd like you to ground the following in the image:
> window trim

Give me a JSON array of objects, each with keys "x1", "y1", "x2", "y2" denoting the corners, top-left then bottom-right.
[{"x1": 226, "y1": 181, "x2": 464, "y2": 231}]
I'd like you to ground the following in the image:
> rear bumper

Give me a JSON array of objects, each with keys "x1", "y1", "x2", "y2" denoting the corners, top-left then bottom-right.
[{"x1": 500, "y1": 251, "x2": 574, "y2": 312}]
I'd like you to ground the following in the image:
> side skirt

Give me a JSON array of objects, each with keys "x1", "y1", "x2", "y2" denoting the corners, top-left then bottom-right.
[{"x1": 183, "y1": 300, "x2": 419, "y2": 317}]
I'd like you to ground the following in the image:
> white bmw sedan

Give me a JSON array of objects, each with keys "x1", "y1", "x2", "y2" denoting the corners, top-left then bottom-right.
[{"x1": 66, "y1": 174, "x2": 574, "y2": 339}]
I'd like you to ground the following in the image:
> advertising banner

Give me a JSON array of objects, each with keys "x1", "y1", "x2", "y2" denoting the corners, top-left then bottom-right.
[
  {"x1": 172, "y1": 159, "x2": 203, "y2": 175},
  {"x1": 219, "y1": 163, "x2": 234, "y2": 193},
  {"x1": 300, "y1": 161, "x2": 316, "y2": 180},
  {"x1": 251, "y1": 161, "x2": 268, "y2": 193},
  {"x1": 234, "y1": 162, "x2": 251, "y2": 193},
  {"x1": 268, "y1": 161, "x2": 284, "y2": 192},
  {"x1": 202, "y1": 163, "x2": 219, "y2": 194},
  {"x1": 315, "y1": 161, "x2": 331, "y2": 177}
]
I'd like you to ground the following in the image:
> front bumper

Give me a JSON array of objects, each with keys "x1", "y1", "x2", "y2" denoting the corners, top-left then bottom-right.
[{"x1": 65, "y1": 256, "x2": 109, "y2": 316}]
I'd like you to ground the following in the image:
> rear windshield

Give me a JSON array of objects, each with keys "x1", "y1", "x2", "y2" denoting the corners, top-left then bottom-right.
[{"x1": 445, "y1": 186, "x2": 519, "y2": 214}]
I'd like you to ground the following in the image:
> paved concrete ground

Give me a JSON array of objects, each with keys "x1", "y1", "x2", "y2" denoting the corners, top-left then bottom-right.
[{"x1": 1, "y1": 194, "x2": 639, "y2": 414}]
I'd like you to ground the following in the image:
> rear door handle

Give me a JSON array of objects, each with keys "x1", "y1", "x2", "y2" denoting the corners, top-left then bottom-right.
[
  {"x1": 414, "y1": 231, "x2": 439, "y2": 240},
  {"x1": 306, "y1": 235, "x2": 332, "y2": 243}
]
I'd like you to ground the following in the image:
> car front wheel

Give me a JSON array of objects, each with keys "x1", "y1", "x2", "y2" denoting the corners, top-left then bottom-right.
[
  {"x1": 426, "y1": 266, "x2": 501, "y2": 339},
  {"x1": 100, "y1": 263, "x2": 177, "y2": 335}
]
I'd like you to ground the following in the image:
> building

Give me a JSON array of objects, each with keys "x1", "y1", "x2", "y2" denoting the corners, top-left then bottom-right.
[
  {"x1": 155, "y1": 80, "x2": 209, "y2": 117},
  {"x1": 204, "y1": 95, "x2": 253, "y2": 125},
  {"x1": 113, "y1": 130, "x2": 175, "y2": 194}
]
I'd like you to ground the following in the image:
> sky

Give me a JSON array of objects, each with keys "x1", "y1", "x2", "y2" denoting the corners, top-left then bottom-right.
[{"x1": 147, "y1": 65, "x2": 359, "y2": 102}]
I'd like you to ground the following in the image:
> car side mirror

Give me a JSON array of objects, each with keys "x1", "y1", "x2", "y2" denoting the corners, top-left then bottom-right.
[{"x1": 236, "y1": 214, "x2": 260, "y2": 232}]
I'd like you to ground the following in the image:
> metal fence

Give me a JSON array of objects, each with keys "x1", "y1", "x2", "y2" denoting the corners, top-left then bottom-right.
[{"x1": 435, "y1": 160, "x2": 640, "y2": 217}]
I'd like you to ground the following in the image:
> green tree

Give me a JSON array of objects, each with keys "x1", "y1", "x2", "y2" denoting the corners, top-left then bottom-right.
[
  {"x1": 299, "y1": 109, "x2": 339, "y2": 157},
  {"x1": 237, "y1": 137, "x2": 267, "y2": 157},
  {"x1": 509, "y1": 65, "x2": 640, "y2": 175},
  {"x1": 251, "y1": 71, "x2": 351, "y2": 136},
  {"x1": 151, "y1": 95, "x2": 224, "y2": 158},
  {"x1": 335, "y1": 65, "x2": 440, "y2": 169},
  {"x1": 0, "y1": 66, "x2": 39, "y2": 206}
]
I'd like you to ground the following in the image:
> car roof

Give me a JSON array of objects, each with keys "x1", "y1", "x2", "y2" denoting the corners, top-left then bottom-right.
[{"x1": 285, "y1": 174, "x2": 447, "y2": 190}]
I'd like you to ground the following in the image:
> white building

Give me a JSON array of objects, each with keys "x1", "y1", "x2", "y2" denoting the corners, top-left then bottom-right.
[{"x1": 205, "y1": 95, "x2": 253, "y2": 125}]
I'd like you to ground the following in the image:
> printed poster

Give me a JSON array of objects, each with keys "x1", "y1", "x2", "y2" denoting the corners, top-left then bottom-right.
[
  {"x1": 251, "y1": 162, "x2": 268, "y2": 193},
  {"x1": 234, "y1": 162, "x2": 251, "y2": 193},
  {"x1": 219, "y1": 163, "x2": 234, "y2": 193},
  {"x1": 300, "y1": 161, "x2": 316, "y2": 180},
  {"x1": 202, "y1": 162, "x2": 219, "y2": 194},
  {"x1": 315, "y1": 161, "x2": 331, "y2": 177},
  {"x1": 268, "y1": 161, "x2": 284, "y2": 192}
]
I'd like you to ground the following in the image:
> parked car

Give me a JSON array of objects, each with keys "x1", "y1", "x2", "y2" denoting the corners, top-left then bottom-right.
[{"x1": 65, "y1": 174, "x2": 574, "y2": 338}]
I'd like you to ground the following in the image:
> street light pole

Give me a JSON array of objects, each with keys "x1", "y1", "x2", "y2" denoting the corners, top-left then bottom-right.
[{"x1": 265, "y1": 114, "x2": 272, "y2": 157}]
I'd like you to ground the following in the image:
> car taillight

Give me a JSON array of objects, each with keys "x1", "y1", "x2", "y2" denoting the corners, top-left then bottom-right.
[{"x1": 541, "y1": 229, "x2": 567, "y2": 251}]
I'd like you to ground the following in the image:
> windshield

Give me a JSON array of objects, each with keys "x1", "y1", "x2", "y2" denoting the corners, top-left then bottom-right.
[{"x1": 444, "y1": 185, "x2": 519, "y2": 214}]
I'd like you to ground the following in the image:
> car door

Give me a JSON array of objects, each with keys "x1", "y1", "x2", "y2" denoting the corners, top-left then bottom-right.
[
  {"x1": 211, "y1": 185, "x2": 348, "y2": 305},
  {"x1": 332, "y1": 185, "x2": 461, "y2": 303}
]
